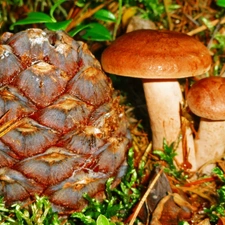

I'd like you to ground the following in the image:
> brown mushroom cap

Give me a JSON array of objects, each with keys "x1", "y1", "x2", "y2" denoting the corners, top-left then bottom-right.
[
  {"x1": 101, "y1": 29, "x2": 211, "y2": 79},
  {"x1": 187, "y1": 77, "x2": 225, "y2": 120}
]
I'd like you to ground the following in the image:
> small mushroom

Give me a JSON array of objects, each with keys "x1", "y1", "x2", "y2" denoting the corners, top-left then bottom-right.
[
  {"x1": 101, "y1": 29, "x2": 211, "y2": 170},
  {"x1": 187, "y1": 76, "x2": 225, "y2": 173}
]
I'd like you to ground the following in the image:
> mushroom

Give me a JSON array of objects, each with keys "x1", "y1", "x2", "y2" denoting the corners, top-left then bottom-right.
[
  {"x1": 101, "y1": 29, "x2": 211, "y2": 170},
  {"x1": 187, "y1": 76, "x2": 225, "y2": 173}
]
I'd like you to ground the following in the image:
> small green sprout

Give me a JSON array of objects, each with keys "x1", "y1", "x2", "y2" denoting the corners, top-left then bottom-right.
[
  {"x1": 153, "y1": 138, "x2": 187, "y2": 180},
  {"x1": 217, "y1": 0, "x2": 225, "y2": 7},
  {"x1": 10, "y1": 0, "x2": 71, "y2": 31},
  {"x1": 9, "y1": 0, "x2": 116, "y2": 41},
  {"x1": 0, "y1": 195, "x2": 61, "y2": 224},
  {"x1": 204, "y1": 167, "x2": 225, "y2": 223},
  {"x1": 178, "y1": 221, "x2": 190, "y2": 225},
  {"x1": 96, "y1": 214, "x2": 114, "y2": 225}
]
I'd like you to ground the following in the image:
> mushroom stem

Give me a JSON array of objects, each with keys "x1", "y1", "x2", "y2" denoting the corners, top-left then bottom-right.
[
  {"x1": 195, "y1": 119, "x2": 225, "y2": 173},
  {"x1": 143, "y1": 79, "x2": 196, "y2": 170},
  {"x1": 187, "y1": 77, "x2": 225, "y2": 173}
]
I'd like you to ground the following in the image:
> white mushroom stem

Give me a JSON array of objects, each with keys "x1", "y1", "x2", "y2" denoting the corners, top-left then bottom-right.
[
  {"x1": 195, "y1": 119, "x2": 225, "y2": 174},
  {"x1": 143, "y1": 79, "x2": 196, "y2": 170}
]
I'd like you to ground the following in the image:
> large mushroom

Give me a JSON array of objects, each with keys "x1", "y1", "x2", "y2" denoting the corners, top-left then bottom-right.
[
  {"x1": 187, "y1": 76, "x2": 225, "y2": 173},
  {"x1": 101, "y1": 29, "x2": 211, "y2": 170}
]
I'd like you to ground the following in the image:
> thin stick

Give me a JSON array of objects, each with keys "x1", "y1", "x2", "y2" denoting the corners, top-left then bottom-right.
[
  {"x1": 163, "y1": 0, "x2": 173, "y2": 31},
  {"x1": 128, "y1": 168, "x2": 164, "y2": 225},
  {"x1": 112, "y1": 0, "x2": 123, "y2": 40},
  {"x1": 66, "y1": 2, "x2": 105, "y2": 32},
  {"x1": 187, "y1": 17, "x2": 225, "y2": 36}
]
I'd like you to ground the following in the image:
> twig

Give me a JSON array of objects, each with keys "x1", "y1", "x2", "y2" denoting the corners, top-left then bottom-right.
[
  {"x1": 128, "y1": 168, "x2": 164, "y2": 225},
  {"x1": 66, "y1": 1, "x2": 112, "y2": 32},
  {"x1": 112, "y1": 0, "x2": 123, "y2": 40},
  {"x1": 184, "y1": 13, "x2": 200, "y2": 26},
  {"x1": 187, "y1": 17, "x2": 225, "y2": 36},
  {"x1": 219, "y1": 64, "x2": 225, "y2": 77},
  {"x1": 163, "y1": 0, "x2": 173, "y2": 30}
]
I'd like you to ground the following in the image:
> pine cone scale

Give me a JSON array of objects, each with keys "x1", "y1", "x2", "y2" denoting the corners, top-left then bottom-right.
[{"x1": 0, "y1": 28, "x2": 130, "y2": 213}]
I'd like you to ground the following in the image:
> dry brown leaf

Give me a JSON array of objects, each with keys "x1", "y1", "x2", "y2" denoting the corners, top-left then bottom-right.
[{"x1": 150, "y1": 195, "x2": 171, "y2": 225}]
